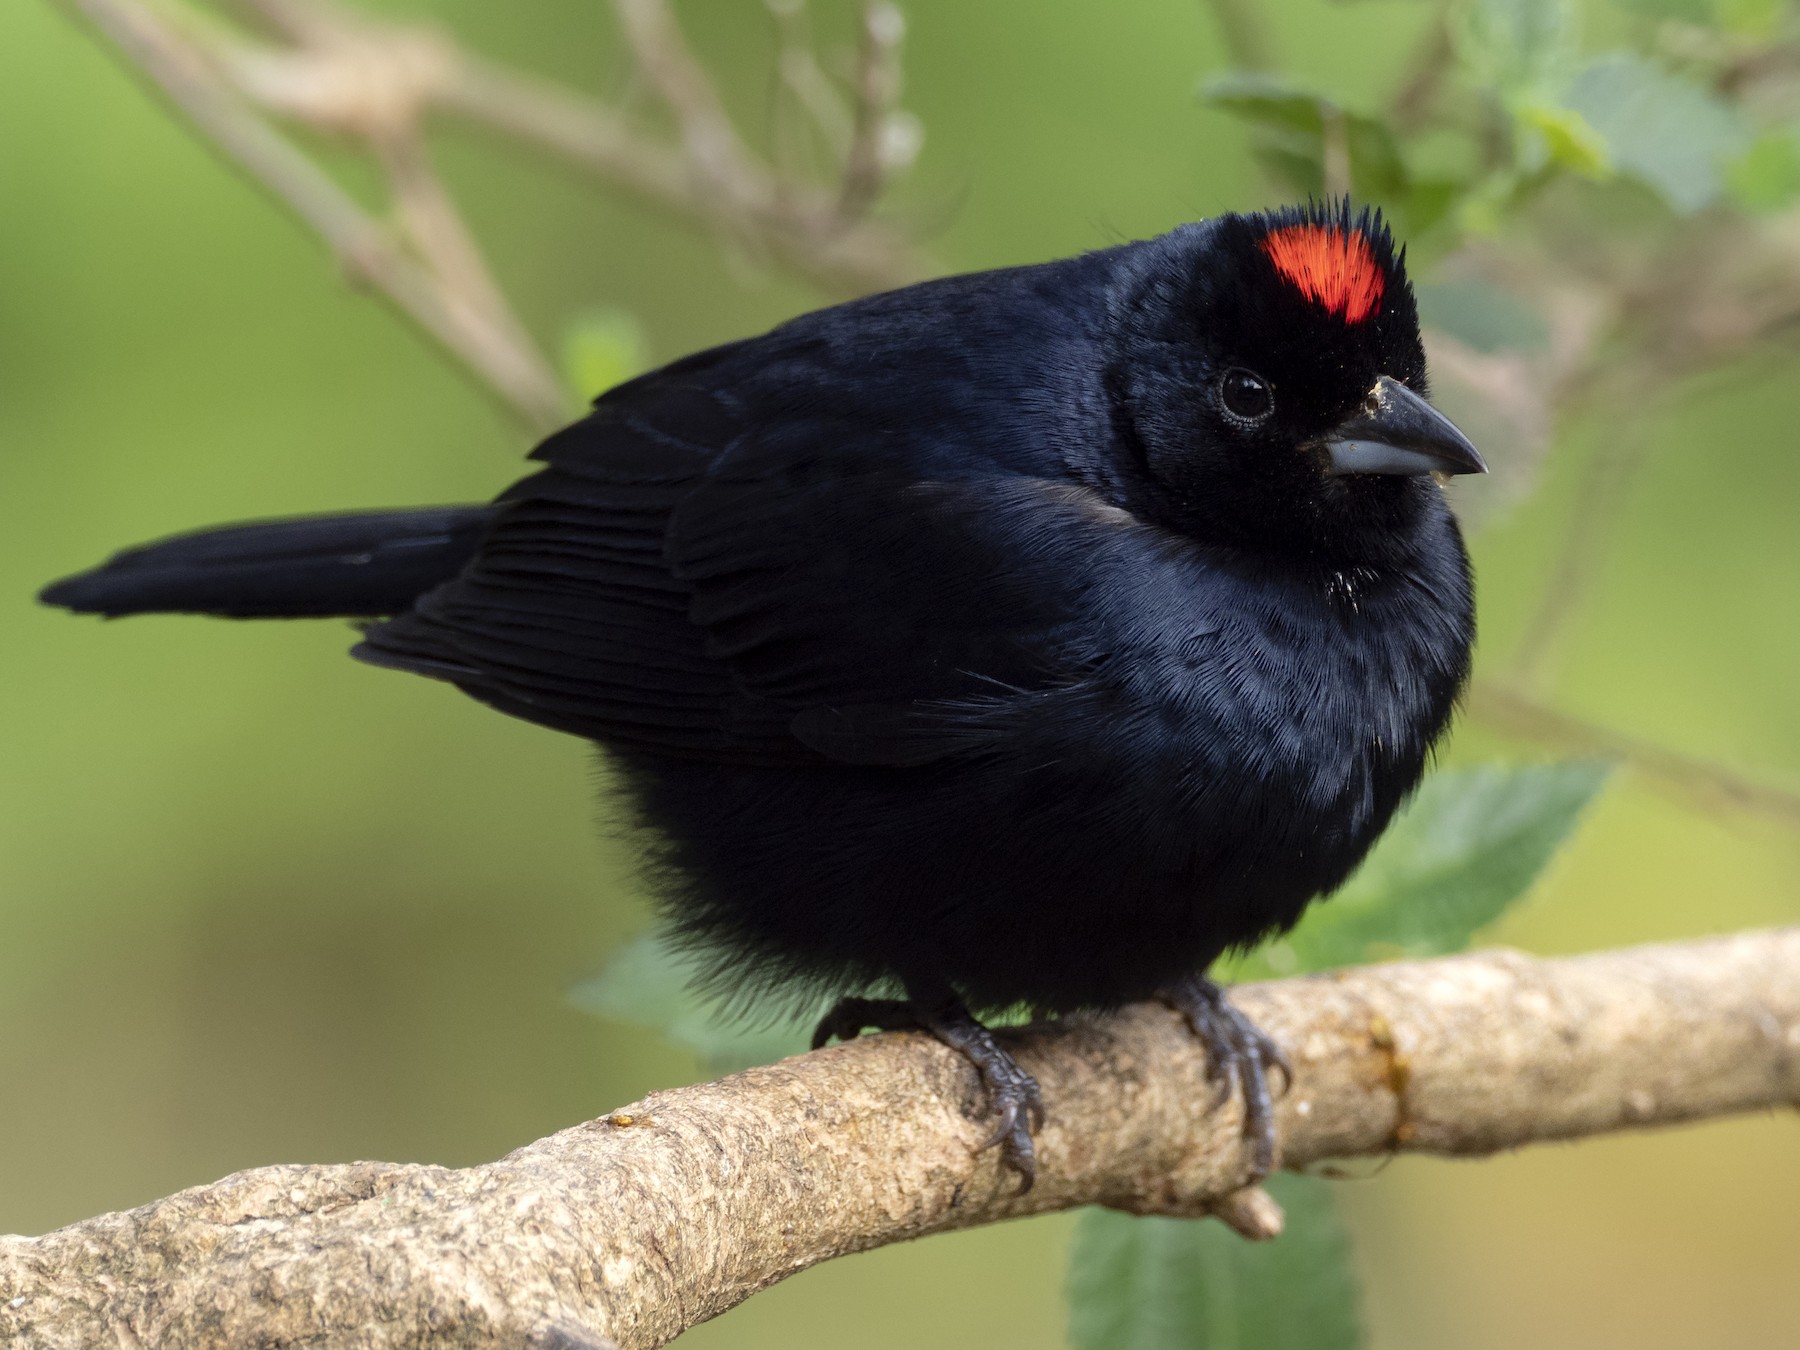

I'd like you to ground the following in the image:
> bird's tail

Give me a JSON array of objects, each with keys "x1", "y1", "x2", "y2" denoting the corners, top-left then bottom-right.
[{"x1": 38, "y1": 505, "x2": 499, "y2": 619}]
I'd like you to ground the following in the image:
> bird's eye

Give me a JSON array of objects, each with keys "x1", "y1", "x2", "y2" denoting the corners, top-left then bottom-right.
[{"x1": 1219, "y1": 368, "x2": 1274, "y2": 425}]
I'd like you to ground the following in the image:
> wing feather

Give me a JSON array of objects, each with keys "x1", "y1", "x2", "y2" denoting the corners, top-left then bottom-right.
[{"x1": 358, "y1": 358, "x2": 1170, "y2": 766}]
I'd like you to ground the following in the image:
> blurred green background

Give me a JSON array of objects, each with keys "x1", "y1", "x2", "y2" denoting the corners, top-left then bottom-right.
[{"x1": 3, "y1": 0, "x2": 1798, "y2": 1346}]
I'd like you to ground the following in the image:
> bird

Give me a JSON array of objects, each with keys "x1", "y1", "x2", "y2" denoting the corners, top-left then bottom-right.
[{"x1": 40, "y1": 200, "x2": 1482, "y2": 1191}]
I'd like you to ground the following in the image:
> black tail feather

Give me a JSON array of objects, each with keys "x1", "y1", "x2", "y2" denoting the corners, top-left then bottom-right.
[{"x1": 39, "y1": 506, "x2": 499, "y2": 619}]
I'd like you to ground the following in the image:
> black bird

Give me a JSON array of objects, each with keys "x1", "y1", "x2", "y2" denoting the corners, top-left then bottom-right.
[{"x1": 41, "y1": 201, "x2": 1482, "y2": 1189}]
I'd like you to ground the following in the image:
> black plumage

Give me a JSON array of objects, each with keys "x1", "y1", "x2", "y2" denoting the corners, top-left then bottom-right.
[{"x1": 41, "y1": 202, "x2": 1481, "y2": 1188}]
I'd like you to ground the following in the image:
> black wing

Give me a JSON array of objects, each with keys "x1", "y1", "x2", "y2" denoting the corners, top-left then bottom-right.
[{"x1": 358, "y1": 352, "x2": 1155, "y2": 767}]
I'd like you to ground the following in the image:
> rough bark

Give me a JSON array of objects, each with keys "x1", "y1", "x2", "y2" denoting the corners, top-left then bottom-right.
[{"x1": 5, "y1": 928, "x2": 1798, "y2": 1349}]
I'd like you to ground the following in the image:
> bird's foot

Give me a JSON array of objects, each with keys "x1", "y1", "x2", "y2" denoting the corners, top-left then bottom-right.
[
  {"x1": 1160, "y1": 975, "x2": 1292, "y2": 1183},
  {"x1": 810, "y1": 995, "x2": 925, "y2": 1047},
  {"x1": 812, "y1": 988, "x2": 1046, "y2": 1193}
]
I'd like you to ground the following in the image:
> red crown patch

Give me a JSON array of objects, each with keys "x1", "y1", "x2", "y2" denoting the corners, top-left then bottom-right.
[{"x1": 1259, "y1": 224, "x2": 1385, "y2": 324}]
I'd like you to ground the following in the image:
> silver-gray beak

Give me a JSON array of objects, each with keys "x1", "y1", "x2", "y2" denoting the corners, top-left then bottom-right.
[{"x1": 1323, "y1": 375, "x2": 1488, "y2": 478}]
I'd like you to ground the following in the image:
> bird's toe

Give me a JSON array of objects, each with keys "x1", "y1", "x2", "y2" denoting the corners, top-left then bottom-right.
[{"x1": 1162, "y1": 975, "x2": 1287, "y2": 1183}]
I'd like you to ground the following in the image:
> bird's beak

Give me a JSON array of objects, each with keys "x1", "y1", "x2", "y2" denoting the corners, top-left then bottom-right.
[{"x1": 1322, "y1": 375, "x2": 1488, "y2": 478}]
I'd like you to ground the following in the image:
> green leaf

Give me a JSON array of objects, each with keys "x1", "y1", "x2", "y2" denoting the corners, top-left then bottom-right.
[
  {"x1": 1726, "y1": 128, "x2": 1800, "y2": 213},
  {"x1": 1457, "y1": 0, "x2": 1581, "y2": 98},
  {"x1": 1200, "y1": 73, "x2": 1336, "y2": 199},
  {"x1": 1451, "y1": 172, "x2": 1528, "y2": 236},
  {"x1": 561, "y1": 308, "x2": 648, "y2": 408},
  {"x1": 1067, "y1": 1174, "x2": 1362, "y2": 1350},
  {"x1": 1714, "y1": 0, "x2": 1786, "y2": 38},
  {"x1": 1201, "y1": 76, "x2": 1473, "y2": 238},
  {"x1": 1277, "y1": 761, "x2": 1610, "y2": 973},
  {"x1": 1390, "y1": 178, "x2": 1469, "y2": 238},
  {"x1": 1200, "y1": 73, "x2": 1409, "y2": 206},
  {"x1": 1562, "y1": 53, "x2": 1750, "y2": 211},
  {"x1": 1202, "y1": 72, "x2": 1336, "y2": 140},
  {"x1": 1608, "y1": 0, "x2": 1711, "y2": 23},
  {"x1": 568, "y1": 932, "x2": 818, "y2": 1072},
  {"x1": 1515, "y1": 101, "x2": 1612, "y2": 178},
  {"x1": 1416, "y1": 278, "x2": 1550, "y2": 353}
]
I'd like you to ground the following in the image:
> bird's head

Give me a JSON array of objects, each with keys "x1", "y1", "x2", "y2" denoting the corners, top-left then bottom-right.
[{"x1": 1105, "y1": 201, "x2": 1483, "y2": 561}]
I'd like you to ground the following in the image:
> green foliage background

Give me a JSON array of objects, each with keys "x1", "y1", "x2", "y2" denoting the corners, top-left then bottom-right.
[{"x1": 2, "y1": 0, "x2": 1799, "y2": 1346}]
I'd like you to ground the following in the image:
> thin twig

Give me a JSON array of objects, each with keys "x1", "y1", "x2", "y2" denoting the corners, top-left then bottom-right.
[
  {"x1": 436, "y1": 54, "x2": 703, "y2": 213},
  {"x1": 1470, "y1": 681, "x2": 1800, "y2": 830},
  {"x1": 159, "y1": 0, "x2": 566, "y2": 426},
  {"x1": 1320, "y1": 101, "x2": 1351, "y2": 201},
  {"x1": 63, "y1": 0, "x2": 932, "y2": 427},
  {"x1": 57, "y1": 0, "x2": 568, "y2": 431},
  {"x1": 438, "y1": 45, "x2": 925, "y2": 294},
  {"x1": 1505, "y1": 413, "x2": 1655, "y2": 690},
  {"x1": 373, "y1": 131, "x2": 567, "y2": 423},
  {"x1": 1387, "y1": 12, "x2": 1454, "y2": 132},
  {"x1": 767, "y1": 0, "x2": 854, "y2": 177},
  {"x1": 1201, "y1": 0, "x2": 1278, "y2": 70},
  {"x1": 838, "y1": 3, "x2": 908, "y2": 221},
  {"x1": 609, "y1": 0, "x2": 761, "y2": 200},
  {"x1": 597, "y1": 0, "x2": 924, "y2": 288}
]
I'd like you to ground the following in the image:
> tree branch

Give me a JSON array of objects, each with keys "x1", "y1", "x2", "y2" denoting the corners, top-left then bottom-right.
[
  {"x1": 4, "y1": 928, "x2": 1797, "y2": 1348},
  {"x1": 1470, "y1": 681, "x2": 1800, "y2": 831},
  {"x1": 54, "y1": 0, "x2": 934, "y2": 437},
  {"x1": 58, "y1": 0, "x2": 571, "y2": 432}
]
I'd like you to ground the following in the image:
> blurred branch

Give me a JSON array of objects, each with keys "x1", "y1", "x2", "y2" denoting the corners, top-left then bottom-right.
[
  {"x1": 767, "y1": 0, "x2": 852, "y2": 178},
  {"x1": 1321, "y1": 101, "x2": 1351, "y2": 201},
  {"x1": 55, "y1": 0, "x2": 932, "y2": 435},
  {"x1": 1470, "y1": 682, "x2": 1800, "y2": 830},
  {"x1": 1421, "y1": 220, "x2": 1800, "y2": 830},
  {"x1": 1505, "y1": 415, "x2": 1654, "y2": 691},
  {"x1": 1438, "y1": 212, "x2": 1800, "y2": 818},
  {"x1": 6, "y1": 928, "x2": 1800, "y2": 1347},
  {"x1": 58, "y1": 0, "x2": 569, "y2": 432},
  {"x1": 1387, "y1": 12, "x2": 1453, "y2": 132},
  {"x1": 1201, "y1": 0, "x2": 1278, "y2": 71},
  {"x1": 838, "y1": 3, "x2": 911, "y2": 221}
]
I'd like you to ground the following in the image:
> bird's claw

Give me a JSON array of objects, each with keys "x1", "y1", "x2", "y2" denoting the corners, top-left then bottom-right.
[
  {"x1": 811, "y1": 987, "x2": 1044, "y2": 1193},
  {"x1": 1163, "y1": 976, "x2": 1290, "y2": 1183},
  {"x1": 971, "y1": 1052, "x2": 1047, "y2": 1191}
]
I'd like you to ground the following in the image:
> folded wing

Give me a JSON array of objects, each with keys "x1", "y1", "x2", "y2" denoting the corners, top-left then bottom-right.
[{"x1": 359, "y1": 354, "x2": 1146, "y2": 767}]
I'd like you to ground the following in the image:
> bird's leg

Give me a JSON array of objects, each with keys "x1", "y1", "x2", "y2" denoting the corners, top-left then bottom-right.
[
  {"x1": 809, "y1": 995, "x2": 926, "y2": 1046},
  {"x1": 1160, "y1": 974, "x2": 1293, "y2": 1182},
  {"x1": 812, "y1": 982, "x2": 1046, "y2": 1192}
]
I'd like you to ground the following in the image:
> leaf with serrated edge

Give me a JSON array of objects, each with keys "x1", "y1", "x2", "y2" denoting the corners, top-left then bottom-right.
[
  {"x1": 1067, "y1": 1174, "x2": 1363, "y2": 1350},
  {"x1": 1280, "y1": 761, "x2": 1610, "y2": 974}
]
